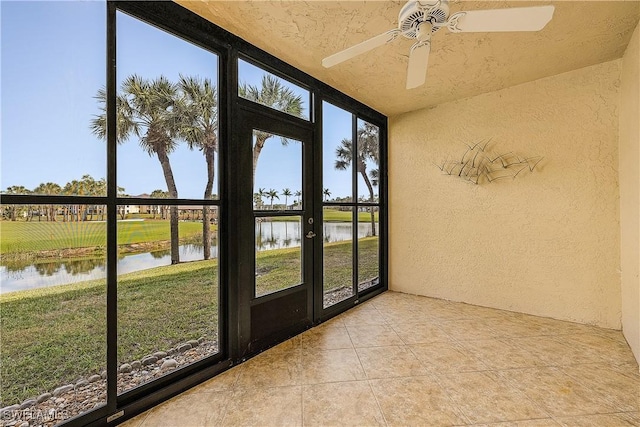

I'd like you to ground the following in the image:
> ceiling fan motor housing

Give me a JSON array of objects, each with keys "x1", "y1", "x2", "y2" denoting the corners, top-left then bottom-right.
[{"x1": 399, "y1": 0, "x2": 450, "y2": 39}]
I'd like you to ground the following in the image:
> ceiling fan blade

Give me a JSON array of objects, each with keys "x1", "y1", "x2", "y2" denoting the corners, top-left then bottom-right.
[
  {"x1": 406, "y1": 41, "x2": 431, "y2": 89},
  {"x1": 449, "y1": 5, "x2": 555, "y2": 33},
  {"x1": 322, "y1": 29, "x2": 400, "y2": 68}
]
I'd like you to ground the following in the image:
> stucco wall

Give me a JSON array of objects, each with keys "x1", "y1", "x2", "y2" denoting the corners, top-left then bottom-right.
[
  {"x1": 619, "y1": 22, "x2": 640, "y2": 362},
  {"x1": 389, "y1": 60, "x2": 622, "y2": 328}
]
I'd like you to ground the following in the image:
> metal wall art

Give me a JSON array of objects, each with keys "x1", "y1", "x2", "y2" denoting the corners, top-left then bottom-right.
[{"x1": 436, "y1": 139, "x2": 543, "y2": 185}]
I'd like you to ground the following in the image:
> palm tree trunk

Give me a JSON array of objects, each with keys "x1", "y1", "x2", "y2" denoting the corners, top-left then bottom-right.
[
  {"x1": 202, "y1": 146, "x2": 215, "y2": 260},
  {"x1": 156, "y1": 148, "x2": 180, "y2": 264},
  {"x1": 359, "y1": 169, "x2": 377, "y2": 237},
  {"x1": 252, "y1": 135, "x2": 268, "y2": 189}
]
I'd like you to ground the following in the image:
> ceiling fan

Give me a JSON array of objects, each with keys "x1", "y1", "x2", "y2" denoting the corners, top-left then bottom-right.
[{"x1": 322, "y1": 1, "x2": 555, "y2": 89}]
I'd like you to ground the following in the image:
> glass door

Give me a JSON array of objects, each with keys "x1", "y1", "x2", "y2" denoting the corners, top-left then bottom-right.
[{"x1": 236, "y1": 109, "x2": 314, "y2": 355}]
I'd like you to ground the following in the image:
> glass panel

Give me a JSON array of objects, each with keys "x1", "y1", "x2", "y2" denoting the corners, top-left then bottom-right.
[
  {"x1": 358, "y1": 206, "x2": 379, "y2": 293},
  {"x1": 323, "y1": 207, "x2": 354, "y2": 308},
  {"x1": 1, "y1": 1, "x2": 106, "y2": 196},
  {"x1": 238, "y1": 59, "x2": 309, "y2": 120},
  {"x1": 323, "y1": 101, "x2": 353, "y2": 203},
  {"x1": 252, "y1": 131, "x2": 302, "y2": 209},
  {"x1": 115, "y1": 12, "x2": 220, "y2": 200},
  {"x1": 1, "y1": 204, "x2": 106, "y2": 424},
  {"x1": 255, "y1": 216, "x2": 302, "y2": 297},
  {"x1": 117, "y1": 205, "x2": 219, "y2": 394},
  {"x1": 356, "y1": 119, "x2": 380, "y2": 203}
]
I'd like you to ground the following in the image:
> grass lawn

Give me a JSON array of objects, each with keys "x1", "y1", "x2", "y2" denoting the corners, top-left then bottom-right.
[
  {"x1": 0, "y1": 220, "x2": 210, "y2": 255},
  {"x1": 0, "y1": 238, "x2": 378, "y2": 405}
]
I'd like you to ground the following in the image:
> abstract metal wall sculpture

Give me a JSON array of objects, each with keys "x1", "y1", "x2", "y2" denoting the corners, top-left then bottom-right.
[{"x1": 436, "y1": 139, "x2": 543, "y2": 184}]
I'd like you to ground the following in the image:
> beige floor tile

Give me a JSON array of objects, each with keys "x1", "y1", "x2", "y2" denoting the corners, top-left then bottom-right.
[
  {"x1": 438, "y1": 319, "x2": 500, "y2": 341},
  {"x1": 555, "y1": 413, "x2": 639, "y2": 427},
  {"x1": 356, "y1": 345, "x2": 430, "y2": 379},
  {"x1": 486, "y1": 317, "x2": 552, "y2": 338},
  {"x1": 221, "y1": 386, "x2": 302, "y2": 427},
  {"x1": 302, "y1": 381, "x2": 385, "y2": 426},
  {"x1": 235, "y1": 350, "x2": 301, "y2": 389},
  {"x1": 458, "y1": 338, "x2": 547, "y2": 370},
  {"x1": 510, "y1": 336, "x2": 603, "y2": 366},
  {"x1": 561, "y1": 364, "x2": 640, "y2": 412},
  {"x1": 301, "y1": 348, "x2": 366, "y2": 384},
  {"x1": 436, "y1": 371, "x2": 548, "y2": 424},
  {"x1": 345, "y1": 323, "x2": 404, "y2": 347},
  {"x1": 192, "y1": 367, "x2": 240, "y2": 392},
  {"x1": 410, "y1": 340, "x2": 489, "y2": 373},
  {"x1": 301, "y1": 324, "x2": 352, "y2": 351},
  {"x1": 555, "y1": 333, "x2": 638, "y2": 366},
  {"x1": 391, "y1": 321, "x2": 453, "y2": 344},
  {"x1": 472, "y1": 419, "x2": 561, "y2": 427},
  {"x1": 370, "y1": 376, "x2": 467, "y2": 426},
  {"x1": 118, "y1": 413, "x2": 148, "y2": 427},
  {"x1": 336, "y1": 304, "x2": 382, "y2": 326},
  {"x1": 140, "y1": 390, "x2": 230, "y2": 427},
  {"x1": 379, "y1": 306, "x2": 432, "y2": 324},
  {"x1": 498, "y1": 367, "x2": 619, "y2": 416}
]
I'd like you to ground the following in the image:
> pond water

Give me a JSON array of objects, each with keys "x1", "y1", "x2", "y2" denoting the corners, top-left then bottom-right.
[{"x1": 0, "y1": 221, "x2": 377, "y2": 294}]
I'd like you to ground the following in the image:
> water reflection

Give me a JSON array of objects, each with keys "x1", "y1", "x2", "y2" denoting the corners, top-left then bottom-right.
[{"x1": 1, "y1": 221, "x2": 377, "y2": 293}]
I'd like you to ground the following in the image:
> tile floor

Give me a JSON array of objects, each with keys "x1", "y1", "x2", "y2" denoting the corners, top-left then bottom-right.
[{"x1": 121, "y1": 291, "x2": 640, "y2": 426}]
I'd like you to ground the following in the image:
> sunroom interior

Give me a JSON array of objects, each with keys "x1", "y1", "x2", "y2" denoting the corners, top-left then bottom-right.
[{"x1": 1, "y1": 0, "x2": 639, "y2": 426}]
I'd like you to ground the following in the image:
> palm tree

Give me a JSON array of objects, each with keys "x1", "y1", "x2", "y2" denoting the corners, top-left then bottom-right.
[
  {"x1": 150, "y1": 189, "x2": 169, "y2": 219},
  {"x1": 267, "y1": 189, "x2": 279, "y2": 209},
  {"x1": 281, "y1": 188, "x2": 292, "y2": 209},
  {"x1": 257, "y1": 187, "x2": 267, "y2": 209},
  {"x1": 335, "y1": 123, "x2": 379, "y2": 236},
  {"x1": 33, "y1": 182, "x2": 62, "y2": 221},
  {"x1": 91, "y1": 74, "x2": 182, "y2": 263},
  {"x1": 176, "y1": 75, "x2": 218, "y2": 260},
  {"x1": 238, "y1": 75, "x2": 303, "y2": 187},
  {"x1": 3, "y1": 186, "x2": 30, "y2": 221},
  {"x1": 294, "y1": 190, "x2": 302, "y2": 206},
  {"x1": 323, "y1": 188, "x2": 331, "y2": 202}
]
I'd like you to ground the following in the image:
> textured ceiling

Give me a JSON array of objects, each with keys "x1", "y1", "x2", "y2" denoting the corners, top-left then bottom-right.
[{"x1": 176, "y1": 0, "x2": 640, "y2": 117}]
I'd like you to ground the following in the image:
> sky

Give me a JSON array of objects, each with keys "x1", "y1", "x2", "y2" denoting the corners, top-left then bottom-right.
[{"x1": 1, "y1": 1, "x2": 377, "y2": 202}]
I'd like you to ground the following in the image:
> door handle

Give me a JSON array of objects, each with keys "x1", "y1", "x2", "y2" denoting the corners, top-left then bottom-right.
[{"x1": 306, "y1": 231, "x2": 316, "y2": 239}]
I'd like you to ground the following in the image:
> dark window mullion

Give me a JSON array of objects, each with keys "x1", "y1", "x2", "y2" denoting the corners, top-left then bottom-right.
[{"x1": 351, "y1": 113, "x2": 359, "y2": 297}]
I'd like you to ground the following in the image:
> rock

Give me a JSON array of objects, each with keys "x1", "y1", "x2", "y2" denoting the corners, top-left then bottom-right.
[
  {"x1": 54, "y1": 398, "x2": 66, "y2": 404},
  {"x1": 187, "y1": 339, "x2": 200, "y2": 348},
  {"x1": 119, "y1": 363, "x2": 132, "y2": 373},
  {"x1": 19, "y1": 399, "x2": 36, "y2": 409},
  {"x1": 100, "y1": 370, "x2": 107, "y2": 379},
  {"x1": 1, "y1": 404, "x2": 20, "y2": 416},
  {"x1": 161, "y1": 359, "x2": 178, "y2": 371},
  {"x1": 75, "y1": 379, "x2": 89, "y2": 388},
  {"x1": 18, "y1": 422, "x2": 30, "y2": 427},
  {"x1": 141, "y1": 356, "x2": 158, "y2": 366},
  {"x1": 167, "y1": 348, "x2": 176, "y2": 355},
  {"x1": 141, "y1": 370, "x2": 149, "y2": 375},
  {"x1": 177, "y1": 343, "x2": 192, "y2": 353},
  {"x1": 131, "y1": 360, "x2": 142, "y2": 370},
  {"x1": 153, "y1": 351, "x2": 167, "y2": 358},
  {"x1": 52, "y1": 384, "x2": 74, "y2": 397},
  {"x1": 37, "y1": 393, "x2": 52, "y2": 403},
  {"x1": 88, "y1": 374, "x2": 101, "y2": 383},
  {"x1": 198, "y1": 337, "x2": 206, "y2": 344}
]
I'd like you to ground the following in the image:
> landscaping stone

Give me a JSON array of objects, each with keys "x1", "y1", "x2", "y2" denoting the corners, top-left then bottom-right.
[
  {"x1": 19, "y1": 399, "x2": 36, "y2": 410},
  {"x1": 3, "y1": 340, "x2": 219, "y2": 427},
  {"x1": 177, "y1": 343, "x2": 192, "y2": 353},
  {"x1": 153, "y1": 351, "x2": 167, "y2": 358},
  {"x1": 119, "y1": 363, "x2": 132, "y2": 373},
  {"x1": 37, "y1": 393, "x2": 52, "y2": 403},
  {"x1": 187, "y1": 339, "x2": 199, "y2": 348},
  {"x1": 75, "y1": 379, "x2": 89, "y2": 388},
  {"x1": 52, "y1": 385, "x2": 74, "y2": 397},
  {"x1": 161, "y1": 359, "x2": 178, "y2": 371},
  {"x1": 141, "y1": 356, "x2": 158, "y2": 366}
]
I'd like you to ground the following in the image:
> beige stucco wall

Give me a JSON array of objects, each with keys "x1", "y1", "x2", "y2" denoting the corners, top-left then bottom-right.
[
  {"x1": 619, "y1": 22, "x2": 640, "y2": 363},
  {"x1": 389, "y1": 60, "x2": 623, "y2": 328}
]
